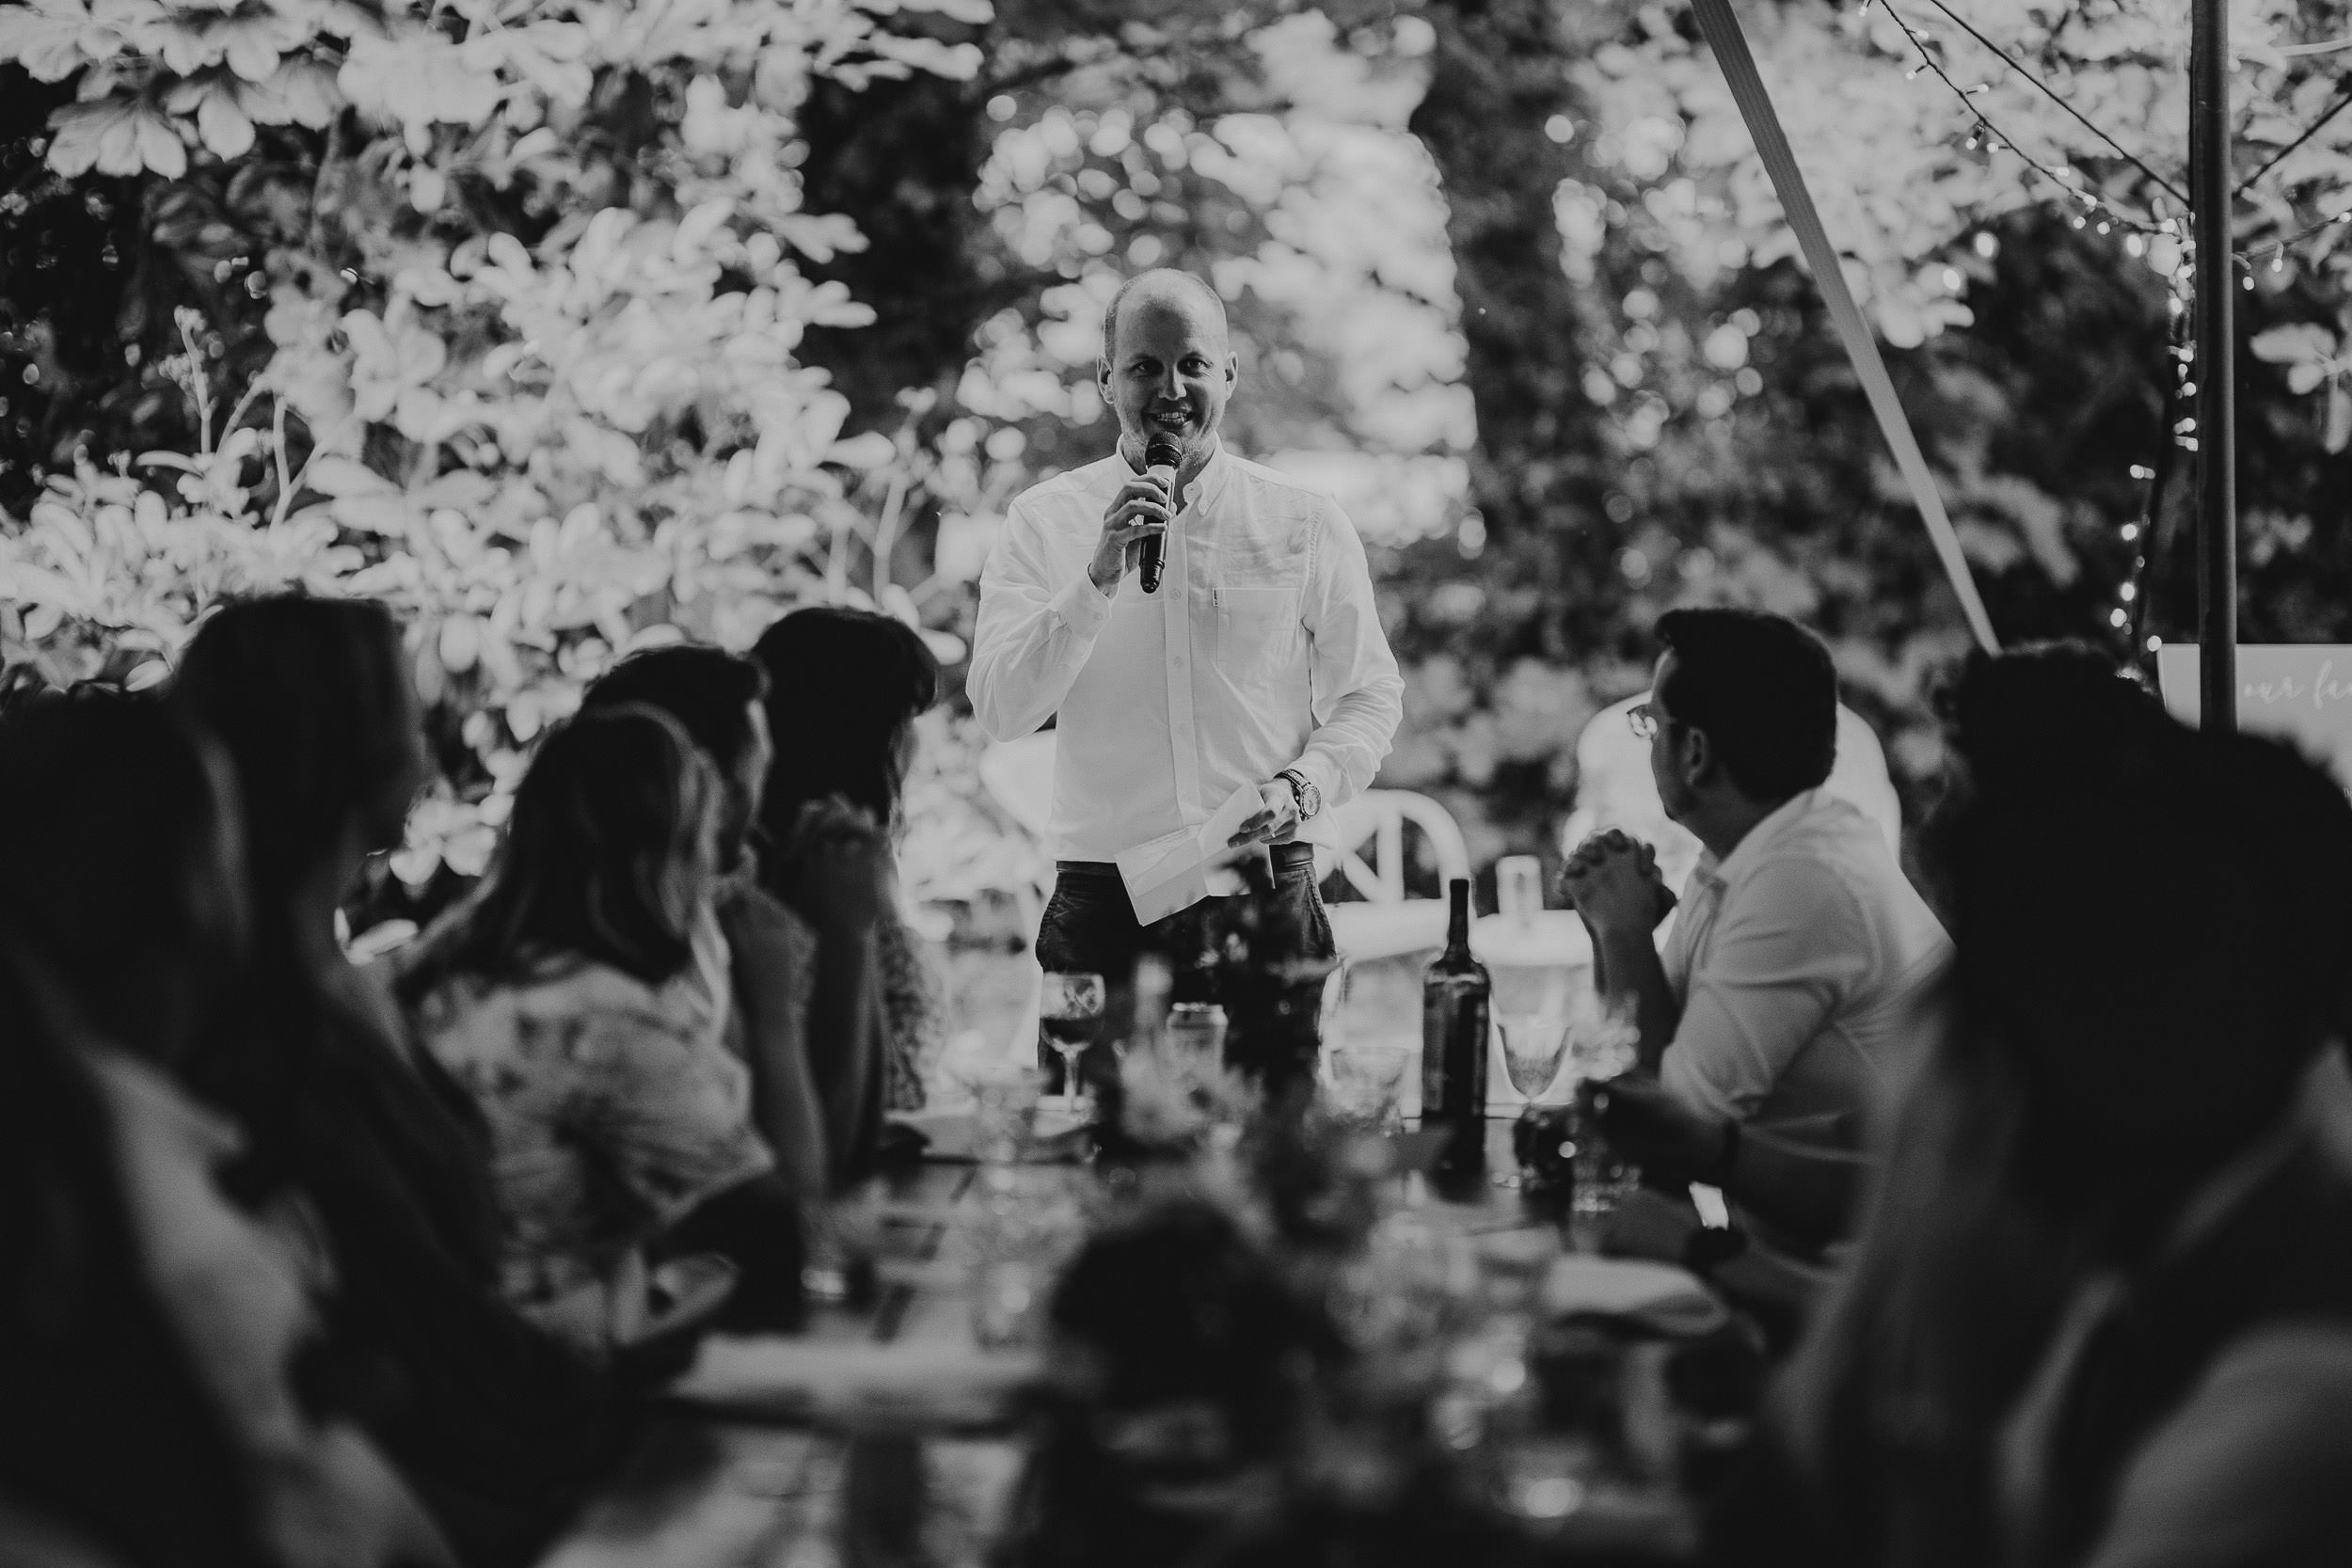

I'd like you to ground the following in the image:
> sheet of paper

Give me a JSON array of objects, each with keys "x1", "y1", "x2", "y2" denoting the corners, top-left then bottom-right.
[{"x1": 1115, "y1": 783, "x2": 1264, "y2": 924}]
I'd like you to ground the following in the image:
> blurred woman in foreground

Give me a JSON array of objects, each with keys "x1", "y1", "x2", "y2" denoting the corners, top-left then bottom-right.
[
  {"x1": 0, "y1": 693, "x2": 448, "y2": 1568},
  {"x1": 399, "y1": 705, "x2": 777, "y2": 1351},
  {"x1": 173, "y1": 596, "x2": 620, "y2": 1568},
  {"x1": 1775, "y1": 648, "x2": 2352, "y2": 1568}
]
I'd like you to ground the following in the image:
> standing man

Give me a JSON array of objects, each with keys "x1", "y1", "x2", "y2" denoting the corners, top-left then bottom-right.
[{"x1": 970, "y1": 269, "x2": 1404, "y2": 1046}]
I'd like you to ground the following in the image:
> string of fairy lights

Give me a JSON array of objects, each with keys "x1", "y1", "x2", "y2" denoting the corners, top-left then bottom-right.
[{"x1": 1860, "y1": 0, "x2": 2352, "y2": 657}]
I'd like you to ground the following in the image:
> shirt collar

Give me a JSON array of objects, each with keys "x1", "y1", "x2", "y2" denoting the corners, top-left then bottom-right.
[
  {"x1": 1692, "y1": 787, "x2": 1821, "y2": 894},
  {"x1": 1117, "y1": 434, "x2": 1232, "y2": 513}
]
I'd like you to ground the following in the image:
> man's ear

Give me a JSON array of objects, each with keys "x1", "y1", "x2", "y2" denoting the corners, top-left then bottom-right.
[
  {"x1": 1680, "y1": 726, "x2": 1717, "y2": 791},
  {"x1": 1098, "y1": 356, "x2": 1113, "y2": 396}
]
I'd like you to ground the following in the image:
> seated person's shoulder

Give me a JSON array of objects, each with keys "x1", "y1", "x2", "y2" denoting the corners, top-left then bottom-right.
[
  {"x1": 2087, "y1": 1322, "x2": 2352, "y2": 1568},
  {"x1": 1726, "y1": 847, "x2": 1870, "y2": 929}
]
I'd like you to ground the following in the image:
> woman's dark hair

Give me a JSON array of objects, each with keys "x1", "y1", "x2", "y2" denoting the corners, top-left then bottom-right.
[
  {"x1": 1653, "y1": 608, "x2": 1837, "y2": 801},
  {"x1": 752, "y1": 607, "x2": 939, "y2": 834},
  {"x1": 404, "y1": 705, "x2": 719, "y2": 995},
  {"x1": 1939, "y1": 640, "x2": 2160, "y2": 800},
  {"x1": 1947, "y1": 705, "x2": 2352, "y2": 1180},
  {"x1": 579, "y1": 645, "x2": 770, "y2": 775},
  {"x1": 0, "y1": 691, "x2": 232, "y2": 1016},
  {"x1": 168, "y1": 597, "x2": 423, "y2": 1159},
  {"x1": 0, "y1": 943, "x2": 257, "y2": 1567},
  {"x1": 171, "y1": 595, "x2": 421, "y2": 903}
]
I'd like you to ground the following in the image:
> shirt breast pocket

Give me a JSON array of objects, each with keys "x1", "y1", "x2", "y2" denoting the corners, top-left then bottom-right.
[{"x1": 1214, "y1": 585, "x2": 1301, "y2": 674}]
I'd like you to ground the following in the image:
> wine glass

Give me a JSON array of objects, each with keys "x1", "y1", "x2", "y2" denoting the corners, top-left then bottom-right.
[
  {"x1": 1039, "y1": 972, "x2": 1106, "y2": 1114},
  {"x1": 1561, "y1": 995, "x2": 1642, "y2": 1220},
  {"x1": 1494, "y1": 1013, "x2": 1570, "y2": 1188}
]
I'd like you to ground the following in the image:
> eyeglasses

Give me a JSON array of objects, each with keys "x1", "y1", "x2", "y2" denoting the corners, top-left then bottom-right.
[{"x1": 1627, "y1": 703, "x2": 1659, "y2": 742}]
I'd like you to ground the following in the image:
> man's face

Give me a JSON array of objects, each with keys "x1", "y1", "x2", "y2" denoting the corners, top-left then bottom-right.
[
  {"x1": 1099, "y1": 288, "x2": 1238, "y2": 467},
  {"x1": 1648, "y1": 652, "x2": 1696, "y2": 825}
]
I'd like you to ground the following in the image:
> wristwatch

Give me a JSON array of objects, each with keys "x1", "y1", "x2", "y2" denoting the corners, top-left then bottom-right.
[{"x1": 1277, "y1": 768, "x2": 1322, "y2": 821}]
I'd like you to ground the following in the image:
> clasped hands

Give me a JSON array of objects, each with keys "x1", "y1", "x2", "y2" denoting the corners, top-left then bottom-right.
[
  {"x1": 1557, "y1": 827, "x2": 1677, "y2": 938},
  {"x1": 778, "y1": 794, "x2": 890, "y2": 934}
]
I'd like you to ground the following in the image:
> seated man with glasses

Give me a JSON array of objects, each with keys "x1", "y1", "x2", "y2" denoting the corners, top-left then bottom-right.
[{"x1": 1563, "y1": 609, "x2": 1949, "y2": 1283}]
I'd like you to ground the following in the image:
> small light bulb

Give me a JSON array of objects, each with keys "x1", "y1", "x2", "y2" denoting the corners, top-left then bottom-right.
[
  {"x1": 2122, "y1": 523, "x2": 2141, "y2": 542},
  {"x1": 2120, "y1": 582, "x2": 2137, "y2": 602}
]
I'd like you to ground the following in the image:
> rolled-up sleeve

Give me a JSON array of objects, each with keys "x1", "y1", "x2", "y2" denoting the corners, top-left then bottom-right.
[
  {"x1": 1287, "y1": 500, "x2": 1404, "y2": 809},
  {"x1": 968, "y1": 497, "x2": 1114, "y2": 743},
  {"x1": 1660, "y1": 857, "x2": 1869, "y2": 1122}
]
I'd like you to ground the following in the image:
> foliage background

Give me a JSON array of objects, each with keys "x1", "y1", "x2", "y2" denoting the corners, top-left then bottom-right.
[{"x1": 8, "y1": 0, "x2": 2352, "y2": 928}]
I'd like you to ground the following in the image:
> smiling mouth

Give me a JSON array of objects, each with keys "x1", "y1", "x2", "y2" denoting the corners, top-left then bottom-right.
[{"x1": 1149, "y1": 407, "x2": 1192, "y2": 429}]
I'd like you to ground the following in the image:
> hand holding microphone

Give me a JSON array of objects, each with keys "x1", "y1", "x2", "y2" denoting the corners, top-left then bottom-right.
[
  {"x1": 1085, "y1": 436, "x2": 1182, "y2": 595},
  {"x1": 1139, "y1": 434, "x2": 1181, "y2": 594}
]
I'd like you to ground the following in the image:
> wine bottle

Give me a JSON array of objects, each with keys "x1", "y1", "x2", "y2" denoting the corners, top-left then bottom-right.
[{"x1": 1422, "y1": 878, "x2": 1491, "y2": 1197}]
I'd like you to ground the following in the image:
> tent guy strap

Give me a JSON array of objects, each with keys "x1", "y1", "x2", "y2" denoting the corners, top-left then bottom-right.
[{"x1": 1690, "y1": 0, "x2": 2001, "y2": 655}]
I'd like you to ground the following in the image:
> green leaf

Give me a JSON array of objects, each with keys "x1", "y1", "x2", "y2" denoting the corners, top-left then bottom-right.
[
  {"x1": 46, "y1": 95, "x2": 188, "y2": 178},
  {"x1": 2251, "y1": 323, "x2": 2335, "y2": 365}
]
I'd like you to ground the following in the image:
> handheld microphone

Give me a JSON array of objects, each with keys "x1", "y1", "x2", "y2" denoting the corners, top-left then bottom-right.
[{"x1": 1140, "y1": 434, "x2": 1181, "y2": 594}]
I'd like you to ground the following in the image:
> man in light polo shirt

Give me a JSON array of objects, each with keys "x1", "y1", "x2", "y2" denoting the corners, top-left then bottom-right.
[
  {"x1": 1564, "y1": 608, "x2": 1949, "y2": 1262},
  {"x1": 969, "y1": 269, "x2": 1403, "y2": 1056}
]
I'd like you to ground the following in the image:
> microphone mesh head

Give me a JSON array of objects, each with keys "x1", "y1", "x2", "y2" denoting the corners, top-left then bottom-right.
[{"x1": 1144, "y1": 435, "x2": 1182, "y2": 469}]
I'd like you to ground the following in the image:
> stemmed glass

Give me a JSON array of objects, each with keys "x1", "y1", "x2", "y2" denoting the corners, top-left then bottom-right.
[
  {"x1": 1039, "y1": 972, "x2": 1106, "y2": 1115},
  {"x1": 1494, "y1": 1014, "x2": 1571, "y2": 1188}
]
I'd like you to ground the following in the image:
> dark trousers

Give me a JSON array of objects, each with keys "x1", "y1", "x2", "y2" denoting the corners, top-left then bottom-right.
[{"x1": 1034, "y1": 845, "x2": 1336, "y2": 1088}]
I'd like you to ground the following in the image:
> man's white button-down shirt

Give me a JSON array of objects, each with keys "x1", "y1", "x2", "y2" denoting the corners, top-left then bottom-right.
[
  {"x1": 1658, "y1": 788, "x2": 1951, "y2": 1142},
  {"x1": 969, "y1": 443, "x2": 1405, "y2": 863}
]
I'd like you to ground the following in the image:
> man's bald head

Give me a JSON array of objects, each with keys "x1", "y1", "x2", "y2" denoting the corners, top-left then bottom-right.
[{"x1": 1100, "y1": 269, "x2": 1230, "y2": 367}]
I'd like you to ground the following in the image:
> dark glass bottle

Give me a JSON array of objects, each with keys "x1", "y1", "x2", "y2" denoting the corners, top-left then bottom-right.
[
  {"x1": 1209, "y1": 848, "x2": 1330, "y2": 1101},
  {"x1": 1422, "y1": 878, "x2": 1491, "y2": 1198}
]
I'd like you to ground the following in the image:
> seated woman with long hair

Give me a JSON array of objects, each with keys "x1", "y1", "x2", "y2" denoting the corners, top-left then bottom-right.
[
  {"x1": 0, "y1": 692, "x2": 448, "y2": 1568},
  {"x1": 397, "y1": 705, "x2": 774, "y2": 1353},
  {"x1": 751, "y1": 607, "x2": 944, "y2": 1180},
  {"x1": 172, "y1": 595, "x2": 621, "y2": 1568}
]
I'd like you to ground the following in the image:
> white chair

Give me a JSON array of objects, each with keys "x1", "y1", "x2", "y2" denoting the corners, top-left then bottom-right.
[
  {"x1": 1309, "y1": 788, "x2": 1472, "y2": 962},
  {"x1": 974, "y1": 730, "x2": 1058, "y2": 940},
  {"x1": 976, "y1": 729, "x2": 1057, "y2": 847}
]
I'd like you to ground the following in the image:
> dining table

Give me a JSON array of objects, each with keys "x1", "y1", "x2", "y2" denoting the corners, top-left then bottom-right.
[{"x1": 539, "y1": 1117, "x2": 1732, "y2": 1568}]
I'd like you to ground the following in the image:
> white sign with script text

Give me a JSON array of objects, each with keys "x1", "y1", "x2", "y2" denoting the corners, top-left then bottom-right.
[{"x1": 2156, "y1": 645, "x2": 2352, "y2": 788}]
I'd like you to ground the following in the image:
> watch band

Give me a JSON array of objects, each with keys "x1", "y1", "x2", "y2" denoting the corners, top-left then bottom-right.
[{"x1": 1277, "y1": 768, "x2": 1318, "y2": 819}]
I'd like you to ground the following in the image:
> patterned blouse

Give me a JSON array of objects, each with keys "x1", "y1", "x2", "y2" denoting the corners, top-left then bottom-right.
[
  {"x1": 409, "y1": 927, "x2": 772, "y2": 1353},
  {"x1": 878, "y1": 912, "x2": 945, "y2": 1114}
]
